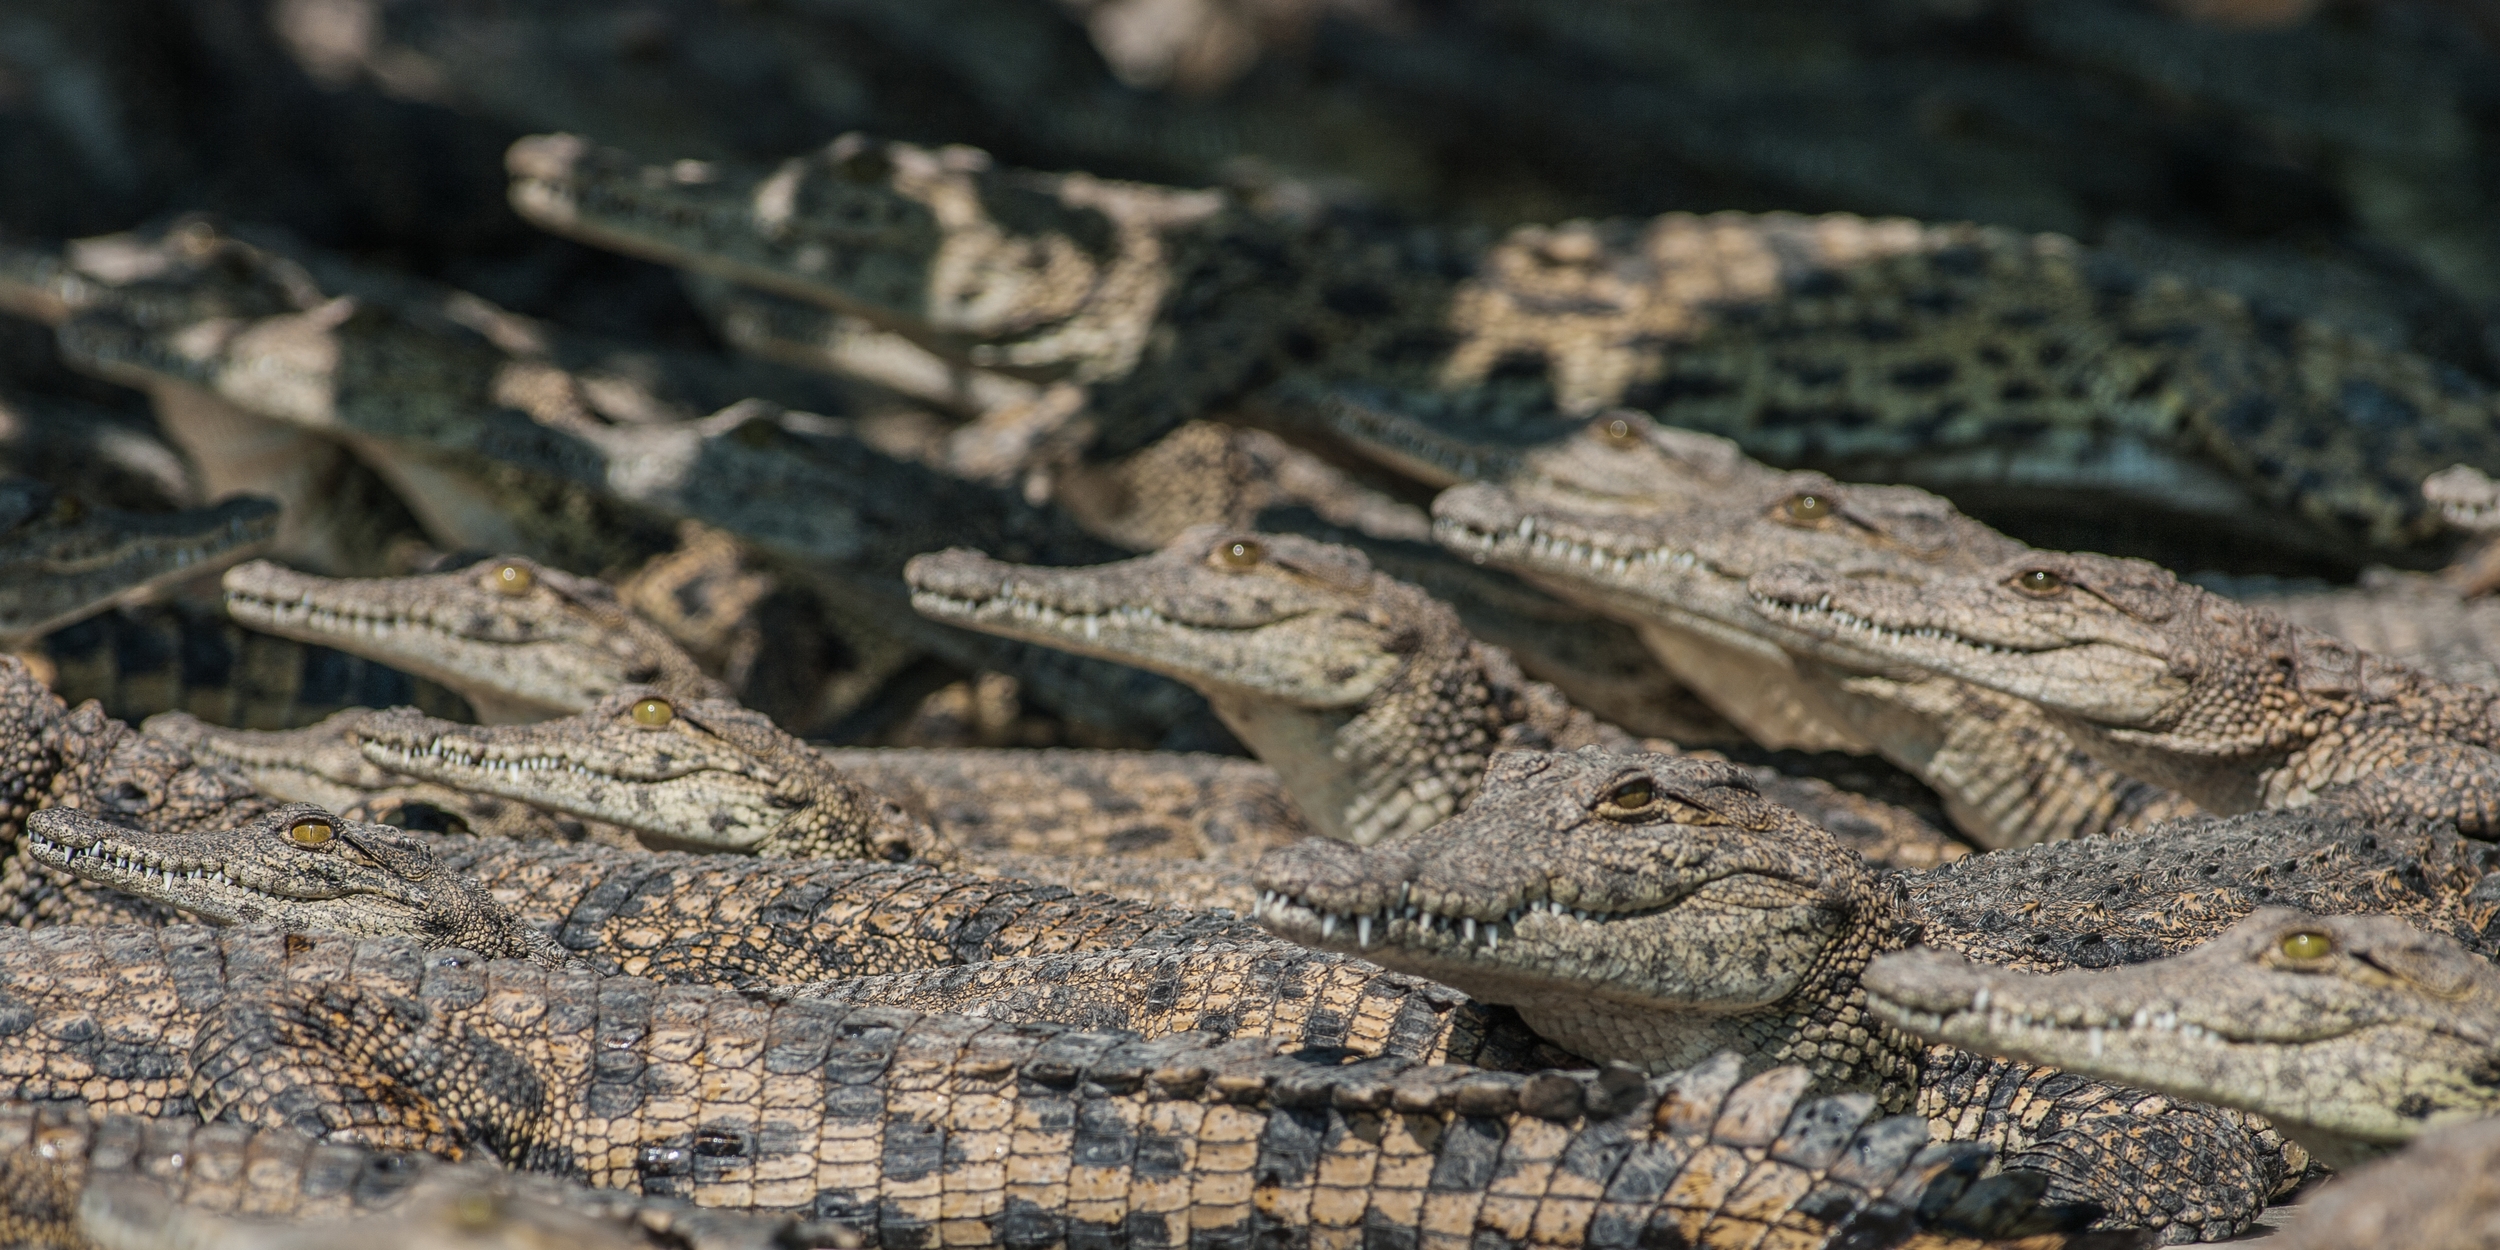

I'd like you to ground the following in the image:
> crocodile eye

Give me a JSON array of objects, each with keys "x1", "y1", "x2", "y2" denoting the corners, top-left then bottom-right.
[
  {"x1": 287, "y1": 818, "x2": 334, "y2": 846},
  {"x1": 1604, "y1": 777, "x2": 1654, "y2": 813},
  {"x1": 1783, "y1": 493, "x2": 1832, "y2": 523},
  {"x1": 1214, "y1": 539, "x2": 1263, "y2": 570},
  {"x1": 2278, "y1": 930, "x2": 2332, "y2": 960},
  {"x1": 53, "y1": 497, "x2": 83, "y2": 523},
  {"x1": 631, "y1": 698, "x2": 674, "y2": 727},
  {"x1": 491, "y1": 563, "x2": 534, "y2": 595},
  {"x1": 2015, "y1": 569, "x2": 2066, "y2": 596},
  {"x1": 1598, "y1": 416, "x2": 1639, "y2": 448}
]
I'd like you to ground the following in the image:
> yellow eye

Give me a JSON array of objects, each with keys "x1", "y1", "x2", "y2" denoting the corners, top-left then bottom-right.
[
  {"x1": 1607, "y1": 778, "x2": 1654, "y2": 812},
  {"x1": 630, "y1": 697, "x2": 674, "y2": 727},
  {"x1": 491, "y1": 563, "x2": 534, "y2": 595},
  {"x1": 2279, "y1": 930, "x2": 2332, "y2": 960},
  {"x1": 2016, "y1": 569, "x2": 2066, "y2": 596},
  {"x1": 1216, "y1": 539, "x2": 1263, "y2": 570},
  {"x1": 53, "y1": 497, "x2": 83, "y2": 523},
  {"x1": 1783, "y1": 493, "x2": 1832, "y2": 522},
  {"x1": 1599, "y1": 417, "x2": 1638, "y2": 448},
  {"x1": 287, "y1": 819, "x2": 334, "y2": 846}
]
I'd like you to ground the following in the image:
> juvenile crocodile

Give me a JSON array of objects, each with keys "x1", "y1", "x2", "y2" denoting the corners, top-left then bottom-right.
[
  {"x1": 224, "y1": 557, "x2": 728, "y2": 725},
  {"x1": 1865, "y1": 909, "x2": 2500, "y2": 1170},
  {"x1": 20, "y1": 220, "x2": 1224, "y2": 746},
  {"x1": 24, "y1": 793, "x2": 1542, "y2": 1067},
  {"x1": 22, "y1": 804, "x2": 564, "y2": 966},
  {"x1": 1748, "y1": 550, "x2": 2500, "y2": 832},
  {"x1": 509, "y1": 130, "x2": 2500, "y2": 569},
  {"x1": 1250, "y1": 748, "x2": 2401, "y2": 1240},
  {"x1": 0, "y1": 478, "x2": 277, "y2": 647},
  {"x1": 1430, "y1": 455, "x2": 2210, "y2": 847},
  {"x1": 908, "y1": 523, "x2": 1966, "y2": 865},
  {"x1": 0, "y1": 924, "x2": 2101, "y2": 1247},
  {"x1": 352, "y1": 688, "x2": 929, "y2": 861}
]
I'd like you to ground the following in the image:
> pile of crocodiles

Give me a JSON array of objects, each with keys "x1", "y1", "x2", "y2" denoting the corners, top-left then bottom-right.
[{"x1": 10, "y1": 80, "x2": 2500, "y2": 1249}]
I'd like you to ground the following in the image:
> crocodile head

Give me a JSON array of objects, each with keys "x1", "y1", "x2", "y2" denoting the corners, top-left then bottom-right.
[
  {"x1": 1434, "y1": 469, "x2": 2024, "y2": 648},
  {"x1": 1251, "y1": 748, "x2": 1916, "y2": 1103},
  {"x1": 1867, "y1": 907, "x2": 2500, "y2": 1169},
  {"x1": 23, "y1": 802, "x2": 566, "y2": 964},
  {"x1": 0, "y1": 479, "x2": 278, "y2": 645},
  {"x1": 909, "y1": 525, "x2": 1565, "y2": 845},
  {"x1": 1743, "y1": 550, "x2": 2372, "y2": 790},
  {"x1": 351, "y1": 686, "x2": 928, "y2": 860},
  {"x1": 223, "y1": 555, "x2": 726, "y2": 724}
]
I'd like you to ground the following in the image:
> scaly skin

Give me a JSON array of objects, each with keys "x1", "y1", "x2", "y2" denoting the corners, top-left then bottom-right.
[
  {"x1": 0, "y1": 925, "x2": 2106, "y2": 1247},
  {"x1": 353, "y1": 687, "x2": 930, "y2": 861},
  {"x1": 0, "y1": 1103, "x2": 838, "y2": 1250},
  {"x1": 0, "y1": 654, "x2": 291, "y2": 930},
  {"x1": 1866, "y1": 909, "x2": 2500, "y2": 1170},
  {"x1": 1748, "y1": 550, "x2": 2500, "y2": 831},
  {"x1": 1430, "y1": 457, "x2": 2206, "y2": 848},
  {"x1": 908, "y1": 525, "x2": 1623, "y2": 846},
  {"x1": 222, "y1": 557, "x2": 728, "y2": 725},
  {"x1": 32, "y1": 219, "x2": 1221, "y2": 746},
  {"x1": 0, "y1": 478, "x2": 277, "y2": 646},
  {"x1": 28, "y1": 599, "x2": 476, "y2": 732},
  {"x1": 22, "y1": 803, "x2": 564, "y2": 966},
  {"x1": 1252, "y1": 749, "x2": 2321, "y2": 1241},
  {"x1": 906, "y1": 524, "x2": 1964, "y2": 867},
  {"x1": 510, "y1": 131, "x2": 2500, "y2": 566}
]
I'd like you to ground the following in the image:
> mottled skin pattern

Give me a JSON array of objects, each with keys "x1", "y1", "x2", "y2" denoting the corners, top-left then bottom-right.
[
  {"x1": 1900, "y1": 811, "x2": 2500, "y2": 974},
  {"x1": 1255, "y1": 750, "x2": 2303, "y2": 1241},
  {"x1": 28, "y1": 599, "x2": 475, "y2": 733},
  {"x1": 223, "y1": 557, "x2": 730, "y2": 725},
  {"x1": 0, "y1": 655, "x2": 293, "y2": 931},
  {"x1": 0, "y1": 1104, "x2": 860, "y2": 1250},
  {"x1": 2270, "y1": 1116, "x2": 2500, "y2": 1250},
  {"x1": 1750, "y1": 551, "x2": 2500, "y2": 832},
  {"x1": 354, "y1": 687, "x2": 930, "y2": 861},
  {"x1": 0, "y1": 926, "x2": 2105, "y2": 1247},
  {"x1": 909, "y1": 525, "x2": 1624, "y2": 847},
  {"x1": 907, "y1": 525, "x2": 1965, "y2": 868},
  {"x1": 0, "y1": 478, "x2": 277, "y2": 647},
  {"x1": 37, "y1": 219, "x2": 1218, "y2": 747},
  {"x1": 789, "y1": 941, "x2": 1575, "y2": 1072},
  {"x1": 1430, "y1": 457, "x2": 2203, "y2": 849},
  {"x1": 23, "y1": 803, "x2": 567, "y2": 967},
  {"x1": 1867, "y1": 910, "x2": 2500, "y2": 1170},
  {"x1": 509, "y1": 131, "x2": 2500, "y2": 564}
]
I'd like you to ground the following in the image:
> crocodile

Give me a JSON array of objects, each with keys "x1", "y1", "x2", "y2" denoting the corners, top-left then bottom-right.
[
  {"x1": 0, "y1": 478, "x2": 278, "y2": 647},
  {"x1": 349, "y1": 688, "x2": 930, "y2": 861},
  {"x1": 1428, "y1": 446, "x2": 2213, "y2": 847},
  {"x1": 907, "y1": 523, "x2": 1965, "y2": 866},
  {"x1": 1864, "y1": 908, "x2": 2500, "y2": 1170},
  {"x1": 2423, "y1": 462, "x2": 2500, "y2": 597},
  {"x1": 21, "y1": 803, "x2": 564, "y2": 966},
  {"x1": 507, "y1": 130, "x2": 2500, "y2": 571},
  {"x1": 0, "y1": 925, "x2": 2108, "y2": 1248},
  {"x1": 1747, "y1": 549, "x2": 2500, "y2": 832},
  {"x1": 1246, "y1": 747, "x2": 2423, "y2": 1240},
  {"x1": 20, "y1": 221, "x2": 1230, "y2": 749},
  {"x1": 223, "y1": 556, "x2": 730, "y2": 725},
  {"x1": 22, "y1": 792, "x2": 1546, "y2": 1068}
]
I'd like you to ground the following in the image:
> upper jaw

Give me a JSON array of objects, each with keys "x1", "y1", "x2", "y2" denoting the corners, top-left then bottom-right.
[{"x1": 23, "y1": 806, "x2": 426, "y2": 915}]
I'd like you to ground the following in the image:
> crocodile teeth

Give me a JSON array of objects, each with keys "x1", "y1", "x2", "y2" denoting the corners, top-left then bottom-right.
[{"x1": 1356, "y1": 915, "x2": 1371, "y2": 947}]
